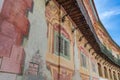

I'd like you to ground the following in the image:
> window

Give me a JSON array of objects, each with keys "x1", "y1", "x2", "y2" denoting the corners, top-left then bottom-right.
[
  {"x1": 92, "y1": 62, "x2": 96, "y2": 73},
  {"x1": 28, "y1": 62, "x2": 39, "y2": 75},
  {"x1": 109, "y1": 48, "x2": 112, "y2": 54},
  {"x1": 54, "y1": 31, "x2": 70, "y2": 59},
  {"x1": 117, "y1": 54, "x2": 120, "y2": 59},
  {"x1": 80, "y1": 52, "x2": 87, "y2": 68}
]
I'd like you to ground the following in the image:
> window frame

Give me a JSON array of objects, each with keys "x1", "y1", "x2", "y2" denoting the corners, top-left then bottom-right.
[
  {"x1": 80, "y1": 52, "x2": 88, "y2": 69},
  {"x1": 54, "y1": 31, "x2": 70, "y2": 60},
  {"x1": 91, "y1": 62, "x2": 96, "y2": 73}
]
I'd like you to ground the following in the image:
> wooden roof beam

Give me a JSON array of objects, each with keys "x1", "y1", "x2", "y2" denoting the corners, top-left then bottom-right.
[
  {"x1": 71, "y1": 15, "x2": 84, "y2": 20},
  {"x1": 69, "y1": 10, "x2": 80, "y2": 15},
  {"x1": 62, "y1": 0, "x2": 73, "y2": 6},
  {"x1": 57, "y1": 0, "x2": 69, "y2": 4}
]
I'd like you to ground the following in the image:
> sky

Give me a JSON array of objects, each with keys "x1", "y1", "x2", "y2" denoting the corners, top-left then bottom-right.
[{"x1": 94, "y1": 0, "x2": 120, "y2": 46}]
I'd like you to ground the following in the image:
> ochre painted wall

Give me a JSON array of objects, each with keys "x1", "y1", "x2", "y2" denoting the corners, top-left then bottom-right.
[{"x1": 0, "y1": 0, "x2": 120, "y2": 80}]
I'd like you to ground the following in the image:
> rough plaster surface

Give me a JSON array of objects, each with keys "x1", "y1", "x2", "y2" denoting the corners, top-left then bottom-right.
[
  {"x1": 22, "y1": 0, "x2": 52, "y2": 80},
  {"x1": 0, "y1": 73, "x2": 16, "y2": 80}
]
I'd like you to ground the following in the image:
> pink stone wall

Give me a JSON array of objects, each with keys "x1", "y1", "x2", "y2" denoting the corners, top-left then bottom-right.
[{"x1": 0, "y1": 0, "x2": 33, "y2": 74}]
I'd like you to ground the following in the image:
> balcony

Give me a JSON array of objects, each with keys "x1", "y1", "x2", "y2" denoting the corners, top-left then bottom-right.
[{"x1": 99, "y1": 43, "x2": 120, "y2": 66}]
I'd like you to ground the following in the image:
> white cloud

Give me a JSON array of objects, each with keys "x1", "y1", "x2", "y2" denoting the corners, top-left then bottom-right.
[
  {"x1": 99, "y1": 8, "x2": 120, "y2": 20},
  {"x1": 99, "y1": 7, "x2": 120, "y2": 30},
  {"x1": 94, "y1": 0, "x2": 120, "y2": 46}
]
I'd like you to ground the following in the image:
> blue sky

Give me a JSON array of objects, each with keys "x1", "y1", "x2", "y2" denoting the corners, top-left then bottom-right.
[{"x1": 94, "y1": 0, "x2": 120, "y2": 46}]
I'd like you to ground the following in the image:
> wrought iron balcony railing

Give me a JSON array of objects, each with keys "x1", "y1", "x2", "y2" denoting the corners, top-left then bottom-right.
[{"x1": 99, "y1": 43, "x2": 120, "y2": 66}]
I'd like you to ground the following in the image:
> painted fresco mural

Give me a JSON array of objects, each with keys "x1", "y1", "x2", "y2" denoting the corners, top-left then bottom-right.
[
  {"x1": 1, "y1": 0, "x2": 120, "y2": 80},
  {"x1": 0, "y1": 0, "x2": 33, "y2": 80},
  {"x1": 23, "y1": 50, "x2": 48, "y2": 80},
  {"x1": 0, "y1": 0, "x2": 100, "y2": 80},
  {"x1": 79, "y1": 46, "x2": 90, "y2": 80},
  {"x1": 0, "y1": 0, "x2": 32, "y2": 76},
  {"x1": 45, "y1": 1, "x2": 74, "y2": 80}
]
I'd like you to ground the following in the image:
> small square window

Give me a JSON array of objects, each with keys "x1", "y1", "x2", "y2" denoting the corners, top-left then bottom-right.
[
  {"x1": 92, "y1": 62, "x2": 96, "y2": 73},
  {"x1": 28, "y1": 62, "x2": 39, "y2": 75},
  {"x1": 80, "y1": 52, "x2": 87, "y2": 68}
]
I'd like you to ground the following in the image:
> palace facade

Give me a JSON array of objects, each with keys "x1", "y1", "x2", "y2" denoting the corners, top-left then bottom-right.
[{"x1": 0, "y1": 0, "x2": 120, "y2": 80}]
